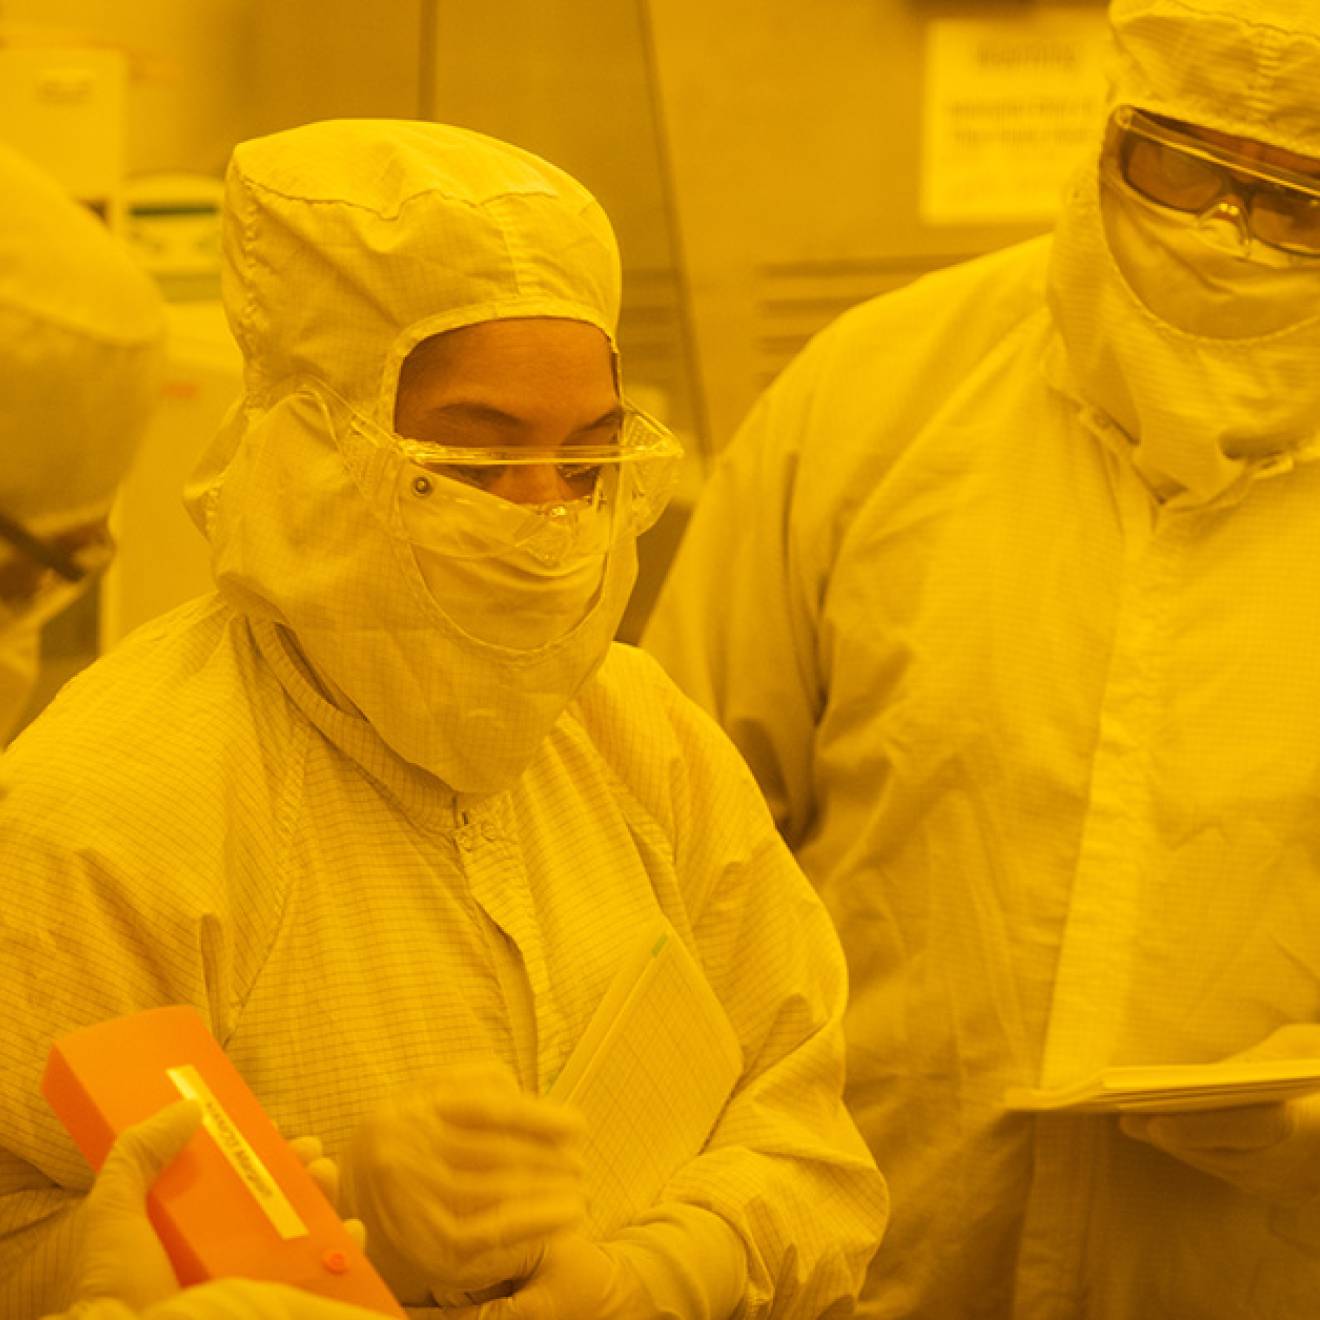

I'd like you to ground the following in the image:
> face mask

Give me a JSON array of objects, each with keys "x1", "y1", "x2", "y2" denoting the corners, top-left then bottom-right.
[
  {"x1": 202, "y1": 386, "x2": 643, "y2": 795},
  {"x1": 1046, "y1": 165, "x2": 1320, "y2": 504},
  {"x1": 414, "y1": 541, "x2": 606, "y2": 650},
  {"x1": 400, "y1": 463, "x2": 615, "y2": 650},
  {"x1": 1103, "y1": 184, "x2": 1320, "y2": 341}
]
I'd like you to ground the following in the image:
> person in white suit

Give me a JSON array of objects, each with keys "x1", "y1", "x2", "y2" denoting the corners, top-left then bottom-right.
[
  {"x1": 1, "y1": 119, "x2": 887, "y2": 1319},
  {"x1": 645, "y1": 1, "x2": 1320, "y2": 1315}
]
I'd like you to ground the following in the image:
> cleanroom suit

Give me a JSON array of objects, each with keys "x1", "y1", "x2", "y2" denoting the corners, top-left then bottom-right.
[
  {"x1": 645, "y1": 1, "x2": 1320, "y2": 1316},
  {"x1": 0, "y1": 120, "x2": 887, "y2": 1319}
]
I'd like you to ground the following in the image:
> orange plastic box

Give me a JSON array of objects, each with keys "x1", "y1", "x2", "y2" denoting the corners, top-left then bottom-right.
[{"x1": 43, "y1": 1004, "x2": 404, "y2": 1316}]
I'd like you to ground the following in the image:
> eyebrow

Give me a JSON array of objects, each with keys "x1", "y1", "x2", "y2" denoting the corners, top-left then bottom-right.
[
  {"x1": 573, "y1": 404, "x2": 626, "y2": 436},
  {"x1": 425, "y1": 401, "x2": 625, "y2": 436}
]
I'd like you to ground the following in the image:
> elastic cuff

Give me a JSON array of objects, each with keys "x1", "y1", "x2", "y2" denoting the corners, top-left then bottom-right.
[{"x1": 610, "y1": 1203, "x2": 748, "y2": 1320}]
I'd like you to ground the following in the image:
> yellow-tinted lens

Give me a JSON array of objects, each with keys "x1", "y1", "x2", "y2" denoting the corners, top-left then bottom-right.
[
  {"x1": 430, "y1": 460, "x2": 602, "y2": 504},
  {"x1": 1122, "y1": 138, "x2": 1223, "y2": 210},
  {"x1": 1251, "y1": 190, "x2": 1320, "y2": 255}
]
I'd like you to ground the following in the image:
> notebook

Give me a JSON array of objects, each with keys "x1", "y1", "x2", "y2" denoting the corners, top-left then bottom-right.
[
  {"x1": 547, "y1": 919, "x2": 743, "y2": 1236},
  {"x1": 1005, "y1": 1057, "x2": 1320, "y2": 1114}
]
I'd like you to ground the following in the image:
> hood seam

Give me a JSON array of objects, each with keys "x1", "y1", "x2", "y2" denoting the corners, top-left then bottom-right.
[{"x1": 236, "y1": 172, "x2": 560, "y2": 220}]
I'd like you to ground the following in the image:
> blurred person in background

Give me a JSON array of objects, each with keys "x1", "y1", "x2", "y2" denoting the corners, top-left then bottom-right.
[
  {"x1": 0, "y1": 140, "x2": 163, "y2": 744},
  {"x1": 645, "y1": 0, "x2": 1320, "y2": 1315},
  {"x1": 0, "y1": 119, "x2": 887, "y2": 1319},
  {"x1": 0, "y1": 139, "x2": 379, "y2": 1320}
]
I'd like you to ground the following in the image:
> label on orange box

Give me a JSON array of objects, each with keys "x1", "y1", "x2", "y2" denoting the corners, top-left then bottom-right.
[{"x1": 166, "y1": 1065, "x2": 308, "y2": 1241}]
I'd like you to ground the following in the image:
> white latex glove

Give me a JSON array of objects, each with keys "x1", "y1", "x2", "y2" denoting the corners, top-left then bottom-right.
[
  {"x1": 346, "y1": 1061, "x2": 586, "y2": 1304},
  {"x1": 285, "y1": 1136, "x2": 367, "y2": 1251},
  {"x1": 143, "y1": 1278, "x2": 394, "y2": 1320},
  {"x1": 1120, "y1": 1024, "x2": 1320, "y2": 1207},
  {"x1": 445, "y1": 1235, "x2": 656, "y2": 1320},
  {"x1": 73, "y1": 1102, "x2": 369, "y2": 1311},
  {"x1": 63, "y1": 1279, "x2": 393, "y2": 1320},
  {"x1": 74, "y1": 1099, "x2": 205, "y2": 1310}
]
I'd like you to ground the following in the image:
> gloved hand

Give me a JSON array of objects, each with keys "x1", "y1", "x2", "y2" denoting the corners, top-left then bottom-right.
[
  {"x1": 285, "y1": 1136, "x2": 366, "y2": 1251},
  {"x1": 63, "y1": 1278, "x2": 394, "y2": 1320},
  {"x1": 1120, "y1": 1024, "x2": 1320, "y2": 1207},
  {"x1": 345, "y1": 1060, "x2": 586, "y2": 1304},
  {"x1": 73, "y1": 1101, "x2": 368, "y2": 1312},
  {"x1": 445, "y1": 1234, "x2": 656, "y2": 1320},
  {"x1": 74, "y1": 1099, "x2": 204, "y2": 1310},
  {"x1": 140, "y1": 1278, "x2": 395, "y2": 1320}
]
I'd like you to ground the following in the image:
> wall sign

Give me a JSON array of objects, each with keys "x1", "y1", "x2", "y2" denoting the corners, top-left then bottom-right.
[{"x1": 921, "y1": 10, "x2": 1111, "y2": 225}]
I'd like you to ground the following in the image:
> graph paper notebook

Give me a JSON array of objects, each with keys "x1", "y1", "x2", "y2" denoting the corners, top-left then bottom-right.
[
  {"x1": 548, "y1": 920, "x2": 743, "y2": 1236},
  {"x1": 1005, "y1": 1058, "x2": 1320, "y2": 1114},
  {"x1": 43, "y1": 1005, "x2": 404, "y2": 1315}
]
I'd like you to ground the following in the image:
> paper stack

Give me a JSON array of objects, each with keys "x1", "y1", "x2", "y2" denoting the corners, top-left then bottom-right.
[{"x1": 1005, "y1": 1057, "x2": 1320, "y2": 1114}]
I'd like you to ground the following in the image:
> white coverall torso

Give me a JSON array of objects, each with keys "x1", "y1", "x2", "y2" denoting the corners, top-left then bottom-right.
[
  {"x1": 644, "y1": 234, "x2": 1320, "y2": 1319},
  {"x1": 0, "y1": 596, "x2": 886, "y2": 1319}
]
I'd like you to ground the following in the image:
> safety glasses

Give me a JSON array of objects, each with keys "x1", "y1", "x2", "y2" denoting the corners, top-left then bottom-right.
[
  {"x1": 304, "y1": 379, "x2": 684, "y2": 566},
  {"x1": 1103, "y1": 105, "x2": 1320, "y2": 263},
  {"x1": 398, "y1": 406, "x2": 682, "y2": 564}
]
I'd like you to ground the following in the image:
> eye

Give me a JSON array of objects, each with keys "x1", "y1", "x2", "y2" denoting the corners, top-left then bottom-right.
[
  {"x1": 437, "y1": 464, "x2": 501, "y2": 490},
  {"x1": 1126, "y1": 140, "x2": 1221, "y2": 207}
]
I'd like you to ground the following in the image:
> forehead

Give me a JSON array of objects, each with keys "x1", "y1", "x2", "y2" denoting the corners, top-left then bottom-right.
[
  {"x1": 399, "y1": 318, "x2": 615, "y2": 390},
  {"x1": 393, "y1": 317, "x2": 618, "y2": 438}
]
